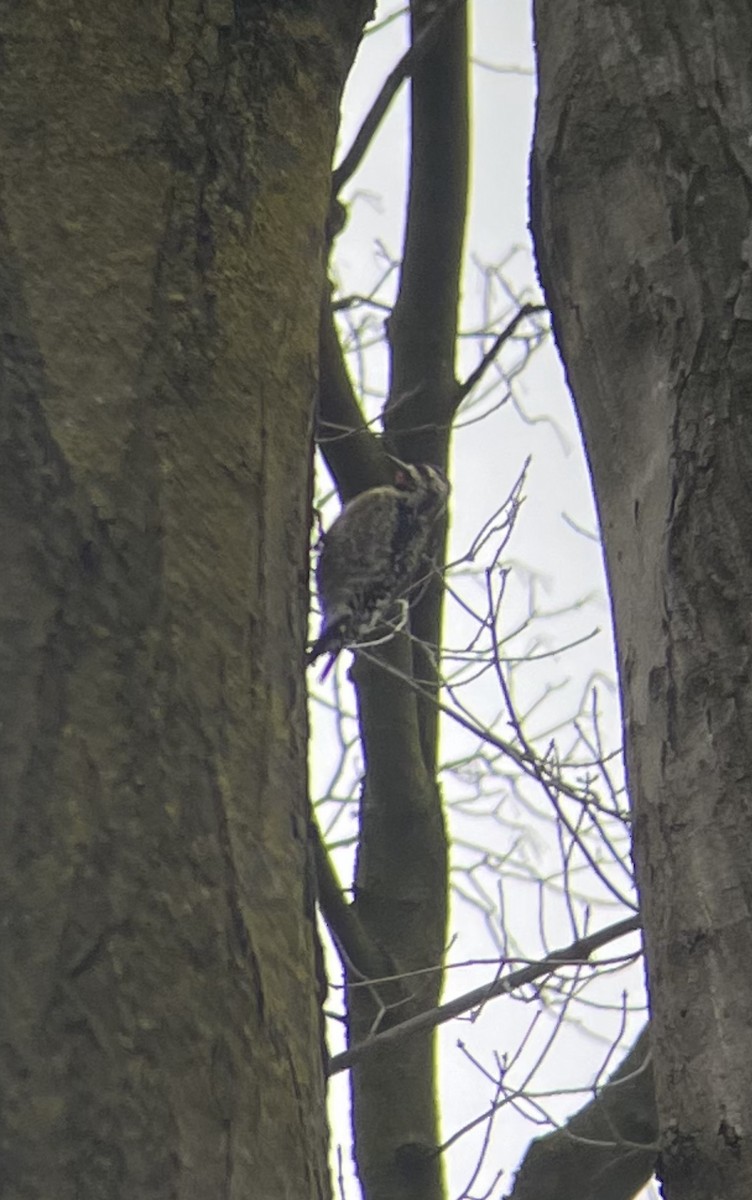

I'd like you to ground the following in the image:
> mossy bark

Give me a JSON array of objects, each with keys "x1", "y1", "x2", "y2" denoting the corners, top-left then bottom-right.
[{"x1": 0, "y1": 2, "x2": 370, "y2": 1196}]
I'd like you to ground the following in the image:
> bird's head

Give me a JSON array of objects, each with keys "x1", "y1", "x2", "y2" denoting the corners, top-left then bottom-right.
[{"x1": 392, "y1": 461, "x2": 450, "y2": 505}]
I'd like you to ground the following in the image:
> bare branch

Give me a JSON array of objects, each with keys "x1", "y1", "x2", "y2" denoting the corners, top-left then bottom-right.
[
  {"x1": 312, "y1": 818, "x2": 395, "y2": 988},
  {"x1": 332, "y1": 0, "x2": 467, "y2": 197},
  {"x1": 360, "y1": 643, "x2": 626, "y2": 816},
  {"x1": 385, "y1": 0, "x2": 470, "y2": 458},
  {"x1": 329, "y1": 915, "x2": 641, "y2": 1074},
  {"x1": 456, "y1": 303, "x2": 549, "y2": 408},
  {"x1": 505, "y1": 1026, "x2": 656, "y2": 1200},
  {"x1": 317, "y1": 287, "x2": 390, "y2": 500}
]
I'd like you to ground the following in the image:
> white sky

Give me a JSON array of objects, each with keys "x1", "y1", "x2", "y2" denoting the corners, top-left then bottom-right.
[{"x1": 313, "y1": 3, "x2": 654, "y2": 1196}]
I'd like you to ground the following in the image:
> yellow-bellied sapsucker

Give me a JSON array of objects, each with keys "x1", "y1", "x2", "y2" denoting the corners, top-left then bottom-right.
[{"x1": 307, "y1": 462, "x2": 450, "y2": 678}]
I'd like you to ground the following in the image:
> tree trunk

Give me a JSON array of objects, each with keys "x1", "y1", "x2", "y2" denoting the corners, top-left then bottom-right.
[
  {"x1": 532, "y1": 2, "x2": 752, "y2": 1196},
  {"x1": 331, "y1": 4, "x2": 468, "y2": 1198},
  {"x1": 0, "y1": 3, "x2": 369, "y2": 1196}
]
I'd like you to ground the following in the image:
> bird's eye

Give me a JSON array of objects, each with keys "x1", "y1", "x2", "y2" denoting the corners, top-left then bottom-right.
[{"x1": 394, "y1": 468, "x2": 412, "y2": 489}]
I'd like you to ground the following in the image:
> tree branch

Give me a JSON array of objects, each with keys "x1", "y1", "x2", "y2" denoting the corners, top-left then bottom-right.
[
  {"x1": 312, "y1": 816, "x2": 396, "y2": 987},
  {"x1": 329, "y1": 915, "x2": 641, "y2": 1074},
  {"x1": 332, "y1": 0, "x2": 467, "y2": 197},
  {"x1": 384, "y1": 0, "x2": 469, "y2": 455},
  {"x1": 381, "y1": 0, "x2": 470, "y2": 778},
  {"x1": 357, "y1": 643, "x2": 632, "y2": 817},
  {"x1": 316, "y1": 286, "x2": 389, "y2": 500},
  {"x1": 506, "y1": 1025, "x2": 656, "y2": 1200},
  {"x1": 342, "y1": 9, "x2": 470, "y2": 1194},
  {"x1": 455, "y1": 302, "x2": 549, "y2": 409}
]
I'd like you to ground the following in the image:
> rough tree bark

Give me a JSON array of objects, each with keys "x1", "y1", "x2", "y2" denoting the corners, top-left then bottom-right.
[
  {"x1": 0, "y1": 2, "x2": 370, "y2": 1196},
  {"x1": 532, "y1": 2, "x2": 752, "y2": 1197}
]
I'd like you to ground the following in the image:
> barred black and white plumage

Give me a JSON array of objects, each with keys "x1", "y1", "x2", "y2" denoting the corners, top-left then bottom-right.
[{"x1": 307, "y1": 462, "x2": 450, "y2": 678}]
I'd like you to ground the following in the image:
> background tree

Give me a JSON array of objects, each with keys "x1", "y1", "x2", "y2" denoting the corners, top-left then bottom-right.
[
  {"x1": 315, "y1": 3, "x2": 469, "y2": 1198},
  {"x1": 532, "y1": 1, "x2": 752, "y2": 1197}
]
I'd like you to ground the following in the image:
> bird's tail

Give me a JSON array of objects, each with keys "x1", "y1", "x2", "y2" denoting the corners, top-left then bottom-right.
[{"x1": 306, "y1": 617, "x2": 347, "y2": 675}]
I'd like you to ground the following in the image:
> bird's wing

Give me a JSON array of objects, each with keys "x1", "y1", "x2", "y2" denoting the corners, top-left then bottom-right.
[{"x1": 316, "y1": 488, "x2": 397, "y2": 616}]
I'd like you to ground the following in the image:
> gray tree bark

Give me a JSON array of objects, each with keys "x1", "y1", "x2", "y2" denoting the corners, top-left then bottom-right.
[
  {"x1": 0, "y1": 2, "x2": 370, "y2": 1196},
  {"x1": 532, "y1": 2, "x2": 752, "y2": 1197}
]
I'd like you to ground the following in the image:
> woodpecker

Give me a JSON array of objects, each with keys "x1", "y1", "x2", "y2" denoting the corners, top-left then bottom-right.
[{"x1": 307, "y1": 462, "x2": 450, "y2": 678}]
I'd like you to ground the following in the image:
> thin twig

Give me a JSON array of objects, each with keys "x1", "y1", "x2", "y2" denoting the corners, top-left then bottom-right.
[{"x1": 456, "y1": 303, "x2": 548, "y2": 406}]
